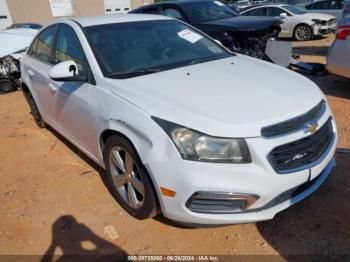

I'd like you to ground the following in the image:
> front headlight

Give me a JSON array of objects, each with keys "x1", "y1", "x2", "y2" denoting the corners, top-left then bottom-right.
[
  {"x1": 312, "y1": 19, "x2": 322, "y2": 25},
  {"x1": 152, "y1": 117, "x2": 251, "y2": 163}
]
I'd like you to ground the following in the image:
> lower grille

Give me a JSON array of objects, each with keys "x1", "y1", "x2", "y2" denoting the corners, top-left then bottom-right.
[{"x1": 269, "y1": 118, "x2": 334, "y2": 174}]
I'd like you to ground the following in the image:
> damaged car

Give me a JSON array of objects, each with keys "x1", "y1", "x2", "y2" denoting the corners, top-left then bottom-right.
[
  {"x1": 241, "y1": 4, "x2": 337, "y2": 41},
  {"x1": 21, "y1": 15, "x2": 337, "y2": 225},
  {"x1": 0, "y1": 28, "x2": 38, "y2": 93},
  {"x1": 130, "y1": 0, "x2": 282, "y2": 60}
]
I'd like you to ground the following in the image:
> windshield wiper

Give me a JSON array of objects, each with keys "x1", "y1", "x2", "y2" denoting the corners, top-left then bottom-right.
[{"x1": 106, "y1": 68, "x2": 162, "y2": 79}]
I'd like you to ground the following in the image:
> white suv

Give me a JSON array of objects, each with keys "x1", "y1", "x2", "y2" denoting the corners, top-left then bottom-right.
[{"x1": 21, "y1": 14, "x2": 337, "y2": 225}]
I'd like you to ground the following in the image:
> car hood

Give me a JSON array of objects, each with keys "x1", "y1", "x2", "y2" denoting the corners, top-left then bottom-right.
[
  {"x1": 199, "y1": 16, "x2": 281, "y2": 31},
  {"x1": 299, "y1": 13, "x2": 335, "y2": 21},
  {"x1": 108, "y1": 55, "x2": 324, "y2": 138}
]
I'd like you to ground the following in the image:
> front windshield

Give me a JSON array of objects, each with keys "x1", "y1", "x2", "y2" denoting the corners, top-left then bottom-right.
[
  {"x1": 85, "y1": 20, "x2": 232, "y2": 79},
  {"x1": 183, "y1": 1, "x2": 238, "y2": 23},
  {"x1": 282, "y1": 5, "x2": 306, "y2": 15}
]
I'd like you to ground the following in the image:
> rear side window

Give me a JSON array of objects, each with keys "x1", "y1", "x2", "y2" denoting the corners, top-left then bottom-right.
[
  {"x1": 243, "y1": 8, "x2": 267, "y2": 16},
  {"x1": 306, "y1": 1, "x2": 331, "y2": 9},
  {"x1": 331, "y1": 0, "x2": 346, "y2": 9},
  {"x1": 53, "y1": 24, "x2": 86, "y2": 74},
  {"x1": 267, "y1": 7, "x2": 285, "y2": 16},
  {"x1": 35, "y1": 25, "x2": 57, "y2": 63}
]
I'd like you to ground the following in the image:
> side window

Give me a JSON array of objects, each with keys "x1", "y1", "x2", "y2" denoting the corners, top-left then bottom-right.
[
  {"x1": 54, "y1": 25, "x2": 86, "y2": 74},
  {"x1": 142, "y1": 7, "x2": 159, "y2": 14},
  {"x1": 28, "y1": 37, "x2": 38, "y2": 57},
  {"x1": 35, "y1": 25, "x2": 56, "y2": 63},
  {"x1": 268, "y1": 7, "x2": 284, "y2": 16},
  {"x1": 307, "y1": 1, "x2": 331, "y2": 9},
  {"x1": 331, "y1": 0, "x2": 344, "y2": 9},
  {"x1": 244, "y1": 8, "x2": 267, "y2": 16},
  {"x1": 162, "y1": 8, "x2": 184, "y2": 20}
]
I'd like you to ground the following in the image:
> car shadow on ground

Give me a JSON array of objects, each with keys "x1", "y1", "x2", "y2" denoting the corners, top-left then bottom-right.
[
  {"x1": 256, "y1": 153, "x2": 350, "y2": 256},
  {"x1": 315, "y1": 75, "x2": 350, "y2": 100},
  {"x1": 41, "y1": 215, "x2": 128, "y2": 262}
]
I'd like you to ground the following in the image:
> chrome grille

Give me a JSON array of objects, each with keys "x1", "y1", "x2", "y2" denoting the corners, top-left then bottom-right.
[
  {"x1": 268, "y1": 118, "x2": 334, "y2": 174},
  {"x1": 261, "y1": 100, "x2": 325, "y2": 138}
]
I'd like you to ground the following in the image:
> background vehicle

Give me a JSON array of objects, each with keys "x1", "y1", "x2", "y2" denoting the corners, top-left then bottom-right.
[
  {"x1": 130, "y1": 0, "x2": 282, "y2": 60},
  {"x1": 21, "y1": 15, "x2": 337, "y2": 225},
  {"x1": 7, "y1": 23, "x2": 43, "y2": 30},
  {"x1": 343, "y1": 0, "x2": 350, "y2": 18},
  {"x1": 241, "y1": 4, "x2": 336, "y2": 40},
  {"x1": 302, "y1": 0, "x2": 347, "y2": 21},
  {"x1": 326, "y1": 17, "x2": 350, "y2": 78},
  {"x1": 0, "y1": 28, "x2": 38, "y2": 93}
]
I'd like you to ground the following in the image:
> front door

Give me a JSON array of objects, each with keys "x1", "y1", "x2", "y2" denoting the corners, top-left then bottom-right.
[{"x1": 51, "y1": 24, "x2": 94, "y2": 153}]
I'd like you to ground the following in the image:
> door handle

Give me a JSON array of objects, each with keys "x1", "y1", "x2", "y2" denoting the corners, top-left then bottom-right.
[
  {"x1": 28, "y1": 70, "x2": 34, "y2": 78},
  {"x1": 48, "y1": 83, "x2": 57, "y2": 92}
]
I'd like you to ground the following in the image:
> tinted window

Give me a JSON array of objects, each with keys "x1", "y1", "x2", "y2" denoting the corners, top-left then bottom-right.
[
  {"x1": 267, "y1": 7, "x2": 285, "y2": 16},
  {"x1": 182, "y1": 1, "x2": 237, "y2": 23},
  {"x1": 28, "y1": 37, "x2": 39, "y2": 57},
  {"x1": 35, "y1": 25, "x2": 56, "y2": 63},
  {"x1": 331, "y1": 0, "x2": 345, "y2": 9},
  {"x1": 306, "y1": 1, "x2": 331, "y2": 9},
  {"x1": 282, "y1": 5, "x2": 306, "y2": 14},
  {"x1": 54, "y1": 25, "x2": 86, "y2": 74},
  {"x1": 142, "y1": 7, "x2": 159, "y2": 14},
  {"x1": 244, "y1": 7, "x2": 267, "y2": 16},
  {"x1": 85, "y1": 20, "x2": 232, "y2": 79},
  {"x1": 163, "y1": 8, "x2": 184, "y2": 19}
]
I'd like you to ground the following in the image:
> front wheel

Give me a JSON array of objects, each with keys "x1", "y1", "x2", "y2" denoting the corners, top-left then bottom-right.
[
  {"x1": 103, "y1": 135, "x2": 158, "y2": 219},
  {"x1": 294, "y1": 24, "x2": 312, "y2": 41}
]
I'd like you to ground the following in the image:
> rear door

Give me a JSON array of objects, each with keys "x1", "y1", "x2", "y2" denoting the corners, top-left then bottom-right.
[{"x1": 25, "y1": 25, "x2": 58, "y2": 126}]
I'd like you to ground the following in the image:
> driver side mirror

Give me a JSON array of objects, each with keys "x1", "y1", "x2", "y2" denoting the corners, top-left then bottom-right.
[
  {"x1": 49, "y1": 60, "x2": 87, "y2": 82},
  {"x1": 280, "y1": 12, "x2": 288, "y2": 18}
]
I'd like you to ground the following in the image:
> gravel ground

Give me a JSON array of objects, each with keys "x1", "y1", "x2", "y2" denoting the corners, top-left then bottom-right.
[{"x1": 0, "y1": 34, "x2": 349, "y2": 259}]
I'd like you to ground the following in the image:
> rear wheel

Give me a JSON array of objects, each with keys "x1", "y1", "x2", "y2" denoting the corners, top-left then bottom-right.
[
  {"x1": 26, "y1": 91, "x2": 46, "y2": 128},
  {"x1": 103, "y1": 135, "x2": 158, "y2": 219},
  {"x1": 294, "y1": 24, "x2": 312, "y2": 41}
]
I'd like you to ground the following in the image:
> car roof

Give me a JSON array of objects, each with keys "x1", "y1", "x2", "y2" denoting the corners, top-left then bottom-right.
[{"x1": 70, "y1": 14, "x2": 171, "y2": 27}]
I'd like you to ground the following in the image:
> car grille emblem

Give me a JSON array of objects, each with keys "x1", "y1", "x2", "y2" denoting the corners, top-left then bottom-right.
[{"x1": 304, "y1": 121, "x2": 318, "y2": 134}]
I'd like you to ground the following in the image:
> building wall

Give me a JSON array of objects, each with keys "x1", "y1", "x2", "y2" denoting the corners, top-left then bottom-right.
[
  {"x1": 6, "y1": 0, "x2": 53, "y2": 25},
  {"x1": 6, "y1": 0, "x2": 152, "y2": 26},
  {"x1": 0, "y1": 0, "x2": 13, "y2": 29}
]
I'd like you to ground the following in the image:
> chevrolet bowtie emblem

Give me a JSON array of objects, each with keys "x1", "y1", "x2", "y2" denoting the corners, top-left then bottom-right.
[{"x1": 304, "y1": 122, "x2": 318, "y2": 134}]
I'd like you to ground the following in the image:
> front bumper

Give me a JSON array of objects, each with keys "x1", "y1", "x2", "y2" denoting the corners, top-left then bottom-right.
[
  {"x1": 146, "y1": 111, "x2": 337, "y2": 225},
  {"x1": 313, "y1": 22, "x2": 337, "y2": 36}
]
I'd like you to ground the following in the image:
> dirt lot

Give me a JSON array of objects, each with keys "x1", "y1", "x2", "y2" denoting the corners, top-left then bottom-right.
[{"x1": 0, "y1": 34, "x2": 350, "y2": 259}]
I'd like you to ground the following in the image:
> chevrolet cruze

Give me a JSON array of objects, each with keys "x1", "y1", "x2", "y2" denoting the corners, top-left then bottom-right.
[{"x1": 21, "y1": 14, "x2": 337, "y2": 225}]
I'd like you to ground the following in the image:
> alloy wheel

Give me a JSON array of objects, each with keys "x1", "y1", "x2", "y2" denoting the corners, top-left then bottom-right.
[
  {"x1": 109, "y1": 146, "x2": 145, "y2": 209},
  {"x1": 295, "y1": 25, "x2": 311, "y2": 41}
]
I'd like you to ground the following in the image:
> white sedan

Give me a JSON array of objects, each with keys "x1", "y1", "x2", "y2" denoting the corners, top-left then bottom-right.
[
  {"x1": 21, "y1": 14, "x2": 337, "y2": 225},
  {"x1": 241, "y1": 4, "x2": 337, "y2": 40}
]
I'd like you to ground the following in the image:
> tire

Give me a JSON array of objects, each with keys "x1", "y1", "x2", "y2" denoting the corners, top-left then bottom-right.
[
  {"x1": 294, "y1": 24, "x2": 312, "y2": 41},
  {"x1": 103, "y1": 135, "x2": 158, "y2": 219},
  {"x1": 26, "y1": 91, "x2": 46, "y2": 128}
]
